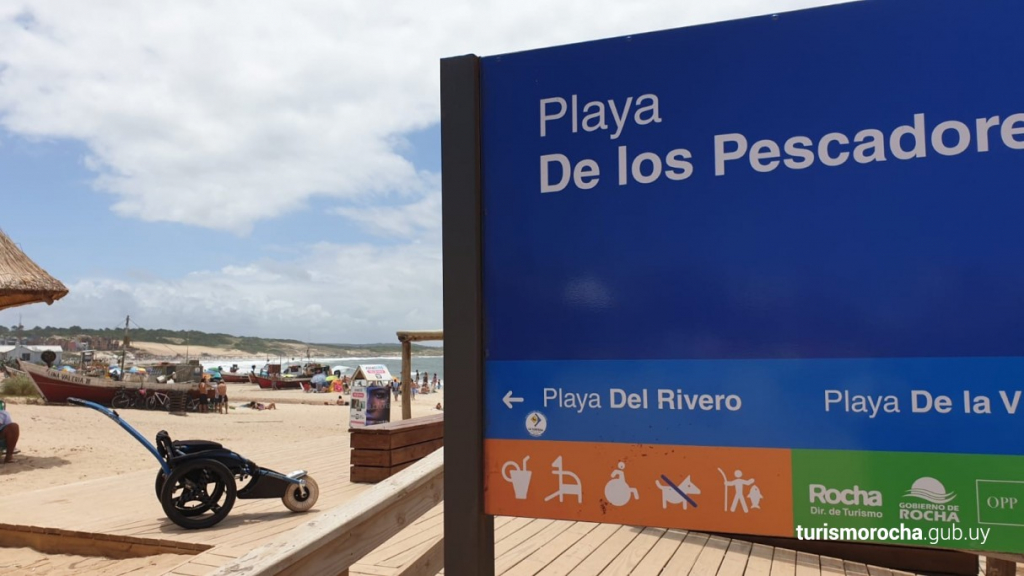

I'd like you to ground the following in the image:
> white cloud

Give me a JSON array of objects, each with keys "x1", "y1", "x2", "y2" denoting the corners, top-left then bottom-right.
[
  {"x1": 0, "y1": 0, "x2": 849, "y2": 233},
  {"x1": 0, "y1": 0, "x2": 851, "y2": 343},
  {"x1": 0, "y1": 239, "x2": 443, "y2": 343}
]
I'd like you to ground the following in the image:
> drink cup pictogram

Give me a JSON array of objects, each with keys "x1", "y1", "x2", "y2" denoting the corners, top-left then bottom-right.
[{"x1": 502, "y1": 456, "x2": 532, "y2": 499}]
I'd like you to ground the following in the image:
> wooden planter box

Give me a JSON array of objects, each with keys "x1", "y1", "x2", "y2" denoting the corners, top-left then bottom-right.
[{"x1": 349, "y1": 413, "x2": 444, "y2": 483}]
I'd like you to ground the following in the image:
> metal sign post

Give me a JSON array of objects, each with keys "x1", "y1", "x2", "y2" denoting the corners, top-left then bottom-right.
[{"x1": 442, "y1": 54, "x2": 494, "y2": 575}]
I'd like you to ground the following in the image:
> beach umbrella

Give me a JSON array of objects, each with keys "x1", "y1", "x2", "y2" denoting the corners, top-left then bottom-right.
[
  {"x1": 0, "y1": 228, "x2": 69, "y2": 311},
  {"x1": 326, "y1": 375, "x2": 338, "y2": 382},
  {"x1": 59, "y1": 366, "x2": 76, "y2": 372}
]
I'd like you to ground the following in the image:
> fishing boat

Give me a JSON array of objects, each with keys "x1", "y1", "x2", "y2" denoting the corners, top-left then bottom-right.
[
  {"x1": 18, "y1": 360, "x2": 196, "y2": 405},
  {"x1": 221, "y1": 371, "x2": 250, "y2": 383},
  {"x1": 219, "y1": 364, "x2": 252, "y2": 383},
  {"x1": 247, "y1": 361, "x2": 328, "y2": 390},
  {"x1": 247, "y1": 371, "x2": 309, "y2": 390}
]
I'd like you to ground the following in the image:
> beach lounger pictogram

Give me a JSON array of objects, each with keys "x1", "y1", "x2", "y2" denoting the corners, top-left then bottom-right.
[{"x1": 544, "y1": 456, "x2": 582, "y2": 503}]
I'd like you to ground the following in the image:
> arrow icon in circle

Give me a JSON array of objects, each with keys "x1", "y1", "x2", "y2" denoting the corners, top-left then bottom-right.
[{"x1": 503, "y1": 390, "x2": 524, "y2": 409}]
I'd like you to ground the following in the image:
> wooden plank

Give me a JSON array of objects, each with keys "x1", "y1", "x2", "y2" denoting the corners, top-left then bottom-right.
[
  {"x1": 351, "y1": 438, "x2": 445, "y2": 469},
  {"x1": 843, "y1": 560, "x2": 871, "y2": 576},
  {"x1": 349, "y1": 423, "x2": 444, "y2": 451},
  {"x1": 688, "y1": 534, "x2": 731, "y2": 576},
  {"x1": 387, "y1": 425, "x2": 444, "y2": 450},
  {"x1": 743, "y1": 543, "x2": 775, "y2": 576},
  {"x1": 565, "y1": 525, "x2": 643, "y2": 575},
  {"x1": 795, "y1": 551, "x2": 822, "y2": 576},
  {"x1": 726, "y1": 536, "x2": 978, "y2": 576},
  {"x1": 351, "y1": 566, "x2": 398, "y2": 576},
  {"x1": 352, "y1": 448, "x2": 392, "y2": 467},
  {"x1": 351, "y1": 434, "x2": 394, "y2": 450},
  {"x1": 497, "y1": 520, "x2": 579, "y2": 574},
  {"x1": 770, "y1": 546, "x2": 797, "y2": 576},
  {"x1": 351, "y1": 461, "x2": 416, "y2": 483},
  {"x1": 396, "y1": 330, "x2": 444, "y2": 343},
  {"x1": 366, "y1": 509, "x2": 444, "y2": 567},
  {"x1": 495, "y1": 519, "x2": 557, "y2": 558},
  {"x1": 718, "y1": 538, "x2": 754, "y2": 576},
  {"x1": 391, "y1": 438, "x2": 445, "y2": 466},
  {"x1": 817, "y1": 555, "x2": 846, "y2": 576},
  {"x1": 495, "y1": 517, "x2": 536, "y2": 544},
  {"x1": 866, "y1": 564, "x2": 895, "y2": 576},
  {"x1": 630, "y1": 529, "x2": 688, "y2": 576},
  {"x1": 661, "y1": 531, "x2": 711, "y2": 575},
  {"x1": 211, "y1": 449, "x2": 444, "y2": 576},
  {"x1": 532, "y1": 523, "x2": 622, "y2": 576},
  {"x1": 502, "y1": 522, "x2": 599, "y2": 576},
  {"x1": 395, "y1": 537, "x2": 444, "y2": 576},
  {"x1": 986, "y1": 558, "x2": 1018, "y2": 576},
  {"x1": 598, "y1": 526, "x2": 667, "y2": 575},
  {"x1": 0, "y1": 523, "x2": 209, "y2": 558},
  {"x1": 351, "y1": 414, "x2": 444, "y2": 434}
]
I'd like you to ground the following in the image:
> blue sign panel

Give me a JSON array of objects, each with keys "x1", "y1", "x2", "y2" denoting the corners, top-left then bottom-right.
[{"x1": 479, "y1": 0, "x2": 1024, "y2": 551}]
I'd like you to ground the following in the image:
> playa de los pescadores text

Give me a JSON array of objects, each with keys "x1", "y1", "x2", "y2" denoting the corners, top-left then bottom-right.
[{"x1": 536, "y1": 93, "x2": 1024, "y2": 193}]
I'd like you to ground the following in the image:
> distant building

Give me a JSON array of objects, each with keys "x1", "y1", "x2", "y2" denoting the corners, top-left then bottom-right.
[{"x1": 0, "y1": 345, "x2": 63, "y2": 365}]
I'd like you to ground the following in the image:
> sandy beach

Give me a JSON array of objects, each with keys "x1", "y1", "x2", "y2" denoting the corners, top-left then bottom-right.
[{"x1": 0, "y1": 382, "x2": 445, "y2": 495}]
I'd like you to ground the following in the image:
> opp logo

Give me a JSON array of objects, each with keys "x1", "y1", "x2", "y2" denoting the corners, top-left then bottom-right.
[{"x1": 809, "y1": 484, "x2": 883, "y2": 506}]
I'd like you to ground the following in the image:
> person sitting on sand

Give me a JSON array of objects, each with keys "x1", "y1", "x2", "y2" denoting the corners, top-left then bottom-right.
[
  {"x1": 0, "y1": 405, "x2": 21, "y2": 463},
  {"x1": 435, "y1": 402, "x2": 443, "y2": 411},
  {"x1": 247, "y1": 401, "x2": 276, "y2": 411}
]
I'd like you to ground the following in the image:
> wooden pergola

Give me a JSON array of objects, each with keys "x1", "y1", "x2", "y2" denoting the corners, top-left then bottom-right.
[
  {"x1": 396, "y1": 330, "x2": 443, "y2": 419},
  {"x1": 0, "y1": 228, "x2": 68, "y2": 311}
]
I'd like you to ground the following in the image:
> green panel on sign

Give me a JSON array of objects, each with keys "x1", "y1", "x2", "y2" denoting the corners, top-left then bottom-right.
[
  {"x1": 976, "y1": 481, "x2": 1024, "y2": 527},
  {"x1": 791, "y1": 450, "x2": 1024, "y2": 553}
]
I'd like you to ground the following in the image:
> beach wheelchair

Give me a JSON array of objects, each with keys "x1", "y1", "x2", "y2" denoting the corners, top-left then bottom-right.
[{"x1": 68, "y1": 397, "x2": 319, "y2": 529}]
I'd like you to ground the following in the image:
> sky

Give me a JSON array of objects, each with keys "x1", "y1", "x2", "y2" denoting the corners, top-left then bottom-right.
[{"x1": 0, "y1": 0, "x2": 848, "y2": 344}]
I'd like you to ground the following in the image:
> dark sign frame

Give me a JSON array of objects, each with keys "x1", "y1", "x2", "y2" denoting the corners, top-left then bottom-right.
[{"x1": 441, "y1": 54, "x2": 494, "y2": 575}]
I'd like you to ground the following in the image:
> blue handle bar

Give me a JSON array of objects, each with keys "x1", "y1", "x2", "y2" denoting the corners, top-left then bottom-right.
[{"x1": 68, "y1": 397, "x2": 171, "y2": 475}]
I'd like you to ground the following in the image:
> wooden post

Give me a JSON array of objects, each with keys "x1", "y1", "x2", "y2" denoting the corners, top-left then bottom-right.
[{"x1": 401, "y1": 339, "x2": 412, "y2": 420}]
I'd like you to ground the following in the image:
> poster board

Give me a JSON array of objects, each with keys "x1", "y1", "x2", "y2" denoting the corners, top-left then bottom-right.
[{"x1": 349, "y1": 364, "x2": 393, "y2": 427}]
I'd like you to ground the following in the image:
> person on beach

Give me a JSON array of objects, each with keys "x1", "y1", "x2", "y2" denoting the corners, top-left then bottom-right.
[
  {"x1": 435, "y1": 402, "x2": 443, "y2": 411},
  {"x1": 197, "y1": 376, "x2": 209, "y2": 413},
  {"x1": 248, "y1": 401, "x2": 276, "y2": 411},
  {"x1": 216, "y1": 381, "x2": 228, "y2": 414},
  {"x1": 311, "y1": 370, "x2": 327, "y2": 393},
  {"x1": 0, "y1": 406, "x2": 20, "y2": 463}
]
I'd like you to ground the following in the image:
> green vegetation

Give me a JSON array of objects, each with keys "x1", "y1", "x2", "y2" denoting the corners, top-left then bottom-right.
[
  {"x1": 1, "y1": 325, "x2": 443, "y2": 358},
  {"x1": 1, "y1": 375, "x2": 40, "y2": 397}
]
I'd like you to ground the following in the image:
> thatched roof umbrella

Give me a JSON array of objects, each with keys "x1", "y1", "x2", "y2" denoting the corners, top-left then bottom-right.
[{"x1": 0, "y1": 228, "x2": 68, "y2": 311}]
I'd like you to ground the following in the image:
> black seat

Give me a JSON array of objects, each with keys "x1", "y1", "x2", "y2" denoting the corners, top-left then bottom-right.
[{"x1": 172, "y1": 439, "x2": 223, "y2": 452}]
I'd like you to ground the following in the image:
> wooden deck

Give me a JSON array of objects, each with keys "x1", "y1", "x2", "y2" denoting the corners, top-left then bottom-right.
[
  {"x1": 0, "y1": 435, "x2": 1001, "y2": 576},
  {"x1": 352, "y1": 506, "x2": 993, "y2": 576}
]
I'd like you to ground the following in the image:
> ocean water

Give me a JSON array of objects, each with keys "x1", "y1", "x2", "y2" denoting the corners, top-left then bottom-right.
[{"x1": 201, "y1": 355, "x2": 445, "y2": 382}]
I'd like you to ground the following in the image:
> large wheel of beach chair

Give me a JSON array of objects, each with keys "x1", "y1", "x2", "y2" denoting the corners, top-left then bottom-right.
[
  {"x1": 155, "y1": 470, "x2": 217, "y2": 517},
  {"x1": 160, "y1": 459, "x2": 237, "y2": 529},
  {"x1": 282, "y1": 475, "x2": 319, "y2": 512}
]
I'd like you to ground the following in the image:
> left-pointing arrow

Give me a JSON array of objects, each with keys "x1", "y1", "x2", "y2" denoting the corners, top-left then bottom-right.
[{"x1": 503, "y1": 390, "x2": 524, "y2": 409}]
